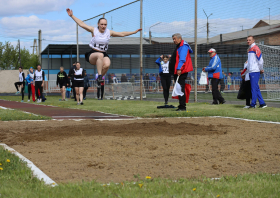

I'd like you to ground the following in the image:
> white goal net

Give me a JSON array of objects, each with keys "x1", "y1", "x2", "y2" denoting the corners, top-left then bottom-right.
[
  {"x1": 104, "y1": 82, "x2": 146, "y2": 100},
  {"x1": 259, "y1": 44, "x2": 280, "y2": 101}
]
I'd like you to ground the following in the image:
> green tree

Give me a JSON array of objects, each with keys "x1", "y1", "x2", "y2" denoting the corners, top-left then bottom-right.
[{"x1": 0, "y1": 41, "x2": 18, "y2": 70}]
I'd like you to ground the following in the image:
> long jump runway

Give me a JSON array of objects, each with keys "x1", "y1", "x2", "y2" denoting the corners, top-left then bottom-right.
[{"x1": 0, "y1": 100, "x2": 133, "y2": 120}]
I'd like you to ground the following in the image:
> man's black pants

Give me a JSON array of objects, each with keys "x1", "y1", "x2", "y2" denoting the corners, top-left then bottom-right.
[
  {"x1": 71, "y1": 81, "x2": 76, "y2": 99},
  {"x1": 83, "y1": 87, "x2": 88, "y2": 98},
  {"x1": 97, "y1": 85, "x2": 104, "y2": 99},
  {"x1": 160, "y1": 73, "x2": 171, "y2": 103},
  {"x1": 245, "y1": 80, "x2": 252, "y2": 106},
  {"x1": 35, "y1": 81, "x2": 43, "y2": 99},
  {"x1": 210, "y1": 78, "x2": 225, "y2": 104},
  {"x1": 220, "y1": 78, "x2": 225, "y2": 92},
  {"x1": 174, "y1": 73, "x2": 188, "y2": 109}
]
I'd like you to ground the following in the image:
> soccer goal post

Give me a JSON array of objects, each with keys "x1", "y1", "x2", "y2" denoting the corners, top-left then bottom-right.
[
  {"x1": 104, "y1": 82, "x2": 146, "y2": 100},
  {"x1": 259, "y1": 44, "x2": 280, "y2": 101}
]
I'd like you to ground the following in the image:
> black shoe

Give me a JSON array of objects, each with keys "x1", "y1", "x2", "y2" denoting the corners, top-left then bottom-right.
[
  {"x1": 220, "y1": 100, "x2": 226, "y2": 104},
  {"x1": 98, "y1": 75, "x2": 104, "y2": 83},
  {"x1": 211, "y1": 102, "x2": 219, "y2": 105},
  {"x1": 176, "y1": 108, "x2": 186, "y2": 111},
  {"x1": 259, "y1": 104, "x2": 267, "y2": 108},
  {"x1": 80, "y1": 102, "x2": 84, "y2": 105}
]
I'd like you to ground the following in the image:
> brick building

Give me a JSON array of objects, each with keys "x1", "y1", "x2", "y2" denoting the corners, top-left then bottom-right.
[{"x1": 198, "y1": 20, "x2": 280, "y2": 45}]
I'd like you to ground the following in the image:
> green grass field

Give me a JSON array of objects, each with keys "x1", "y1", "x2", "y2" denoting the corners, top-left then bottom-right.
[
  {"x1": 0, "y1": 108, "x2": 50, "y2": 121},
  {"x1": 1, "y1": 147, "x2": 280, "y2": 198},
  {"x1": 1, "y1": 95, "x2": 280, "y2": 122}
]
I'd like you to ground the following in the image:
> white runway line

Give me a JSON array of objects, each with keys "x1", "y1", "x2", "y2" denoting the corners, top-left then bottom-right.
[
  {"x1": 52, "y1": 116, "x2": 120, "y2": 118},
  {"x1": 0, "y1": 143, "x2": 57, "y2": 187}
]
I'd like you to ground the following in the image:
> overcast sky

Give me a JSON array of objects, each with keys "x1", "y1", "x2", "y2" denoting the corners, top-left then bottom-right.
[{"x1": 0, "y1": 0, "x2": 279, "y2": 53}]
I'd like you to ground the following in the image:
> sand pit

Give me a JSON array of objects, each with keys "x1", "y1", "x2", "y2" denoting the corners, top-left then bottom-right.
[{"x1": 1, "y1": 118, "x2": 280, "y2": 183}]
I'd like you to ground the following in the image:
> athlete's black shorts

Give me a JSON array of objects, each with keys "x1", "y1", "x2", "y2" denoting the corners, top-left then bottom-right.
[
  {"x1": 85, "y1": 49, "x2": 109, "y2": 63},
  {"x1": 59, "y1": 82, "x2": 67, "y2": 89},
  {"x1": 74, "y1": 80, "x2": 84, "y2": 88}
]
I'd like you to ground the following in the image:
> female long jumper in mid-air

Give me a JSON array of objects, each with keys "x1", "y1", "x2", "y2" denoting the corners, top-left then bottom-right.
[{"x1": 66, "y1": 8, "x2": 142, "y2": 83}]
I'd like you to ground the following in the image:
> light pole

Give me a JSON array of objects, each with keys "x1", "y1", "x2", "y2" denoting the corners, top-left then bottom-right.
[
  {"x1": 149, "y1": 22, "x2": 161, "y2": 44},
  {"x1": 203, "y1": 9, "x2": 212, "y2": 45}
]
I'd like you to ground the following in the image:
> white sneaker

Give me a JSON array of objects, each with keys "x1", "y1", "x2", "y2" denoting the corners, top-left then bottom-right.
[
  {"x1": 243, "y1": 105, "x2": 250, "y2": 109},
  {"x1": 27, "y1": 100, "x2": 30, "y2": 102},
  {"x1": 37, "y1": 99, "x2": 41, "y2": 103}
]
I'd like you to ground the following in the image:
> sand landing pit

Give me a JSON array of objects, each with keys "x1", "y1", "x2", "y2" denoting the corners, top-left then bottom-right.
[{"x1": 1, "y1": 118, "x2": 279, "y2": 183}]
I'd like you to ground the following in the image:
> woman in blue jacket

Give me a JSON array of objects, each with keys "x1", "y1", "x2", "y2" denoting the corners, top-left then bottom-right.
[
  {"x1": 155, "y1": 55, "x2": 171, "y2": 105},
  {"x1": 25, "y1": 67, "x2": 36, "y2": 102}
]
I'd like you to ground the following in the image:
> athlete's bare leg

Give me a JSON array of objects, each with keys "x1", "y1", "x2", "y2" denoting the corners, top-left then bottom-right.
[
  {"x1": 79, "y1": 87, "x2": 84, "y2": 102},
  {"x1": 102, "y1": 57, "x2": 111, "y2": 76},
  {"x1": 89, "y1": 53, "x2": 104, "y2": 75},
  {"x1": 61, "y1": 86, "x2": 66, "y2": 100},
  {"x1": 75, "y1": 87, "x2": 80, "y2": 103}
]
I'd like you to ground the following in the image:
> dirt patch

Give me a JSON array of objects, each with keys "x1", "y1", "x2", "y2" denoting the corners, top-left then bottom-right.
[{"x1": 1, "y1": 118, "x2": 280, "y2": 183}]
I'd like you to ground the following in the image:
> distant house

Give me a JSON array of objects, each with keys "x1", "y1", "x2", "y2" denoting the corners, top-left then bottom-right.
[{"x1": 198, "y1": 20, "x2": 280, "y2": 45}]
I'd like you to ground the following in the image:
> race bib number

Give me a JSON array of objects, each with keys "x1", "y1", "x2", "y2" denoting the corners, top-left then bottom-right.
[{"x1": 94, "y1": 43, "x2": 108, "y2": 51}]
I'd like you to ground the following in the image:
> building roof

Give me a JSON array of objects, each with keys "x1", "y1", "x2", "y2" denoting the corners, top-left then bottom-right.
[
  {"x1": 253, "y1": 20, "x2": 280, "y2": 28},
  {"x1": 41, "y1": 37, "x2": 205, "y2": 54},
  {"x1": 197, "y1": 23, "x2": 280, "y2": 44}
]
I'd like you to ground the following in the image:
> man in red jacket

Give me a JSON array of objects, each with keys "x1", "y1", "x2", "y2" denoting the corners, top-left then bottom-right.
[{"x1": 169, "y1": 33, "x2": 193, "y2": 111}]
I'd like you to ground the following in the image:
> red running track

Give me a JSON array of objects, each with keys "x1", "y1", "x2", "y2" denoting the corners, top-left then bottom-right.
[{"x1": 0, "y1": 100, "x2": 133, "y2": 120}]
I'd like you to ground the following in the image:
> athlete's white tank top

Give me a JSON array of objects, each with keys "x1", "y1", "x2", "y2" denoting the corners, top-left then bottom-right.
[
  {"x1": 161, "y1": 61, "x2": 169, "y2": 73},
  {"x1": 19, "y1": 72, "x2": 24, "y2": 82},
  {"x1": 35, "y1": 70, "x2": 43, "y2": 81},
  {"x1": 89, "y1": 28, "x2": 110, "y2": 52},
  {"x1": 74, "y1": 68, "x2": 84, "y2": 81}
]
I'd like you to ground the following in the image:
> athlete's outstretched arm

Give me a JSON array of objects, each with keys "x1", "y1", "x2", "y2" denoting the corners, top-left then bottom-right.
[
  {"x1": 110, "y1": 29, "x2": 142, "y2": 37},
  {"x1": 66, "y1": 8, "x2": 94, "y2": 33}
]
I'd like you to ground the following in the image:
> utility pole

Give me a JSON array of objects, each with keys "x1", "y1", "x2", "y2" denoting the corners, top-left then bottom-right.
[
  {"x1": 18, "y1": 39, "x2": 21, "y2": 68},
  {"x1": 38, "y1": 30, "x2": 42, "y2": 64},
  {"x1": 30, "y1": 39, "x2": 38, "y2": 54},
  {"x1": 140, "y1": 0, "x2": 143, "y2": 100},
  {"x1": 194, "y1": 0, "x2": 198, "y2": 103},
  {"x1": 241, "y1": 26, "x2": 243, "y2": 31},
  {"x1": 76, "y1": 24, "x2": 79, "y2": 61},
  {"x1": 203, "y1": 9, "x2": 212, "y2": 45}
]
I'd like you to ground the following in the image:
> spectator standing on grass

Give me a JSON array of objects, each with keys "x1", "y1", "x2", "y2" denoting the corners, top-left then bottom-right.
[
  {"x1": 241, "y1": 60, "x2": 252, "y2": 108},
  {"x1": 66, "y1": 85, "x2": 71, "y2": 99},
  {"x1": 155, "y1": 55, "x2": 172, "y2": 105},
  {"x1": 14, "y1": 66, "x2": 25, "y2": 102},
  {"x1": 242, "y1": 35, "x2": 267, "y2": 108},
  {"x1": 34, "y1": 65, "x2": 45, "y2": 103},
  {"x1": 72, "y1": 62, "x2": 85, "y2": 105},
  {"x1": 25, "y1": 67, "x2": 36, "y2": 102},
  {"x1": 68, "y1": 62, "x2": 77, "y2": 101},
  {"x1": 83, "y1": 70, "x2": 90, "y2": 100},
  {"x1": 227, "y1": 73, "x2": 232, "y2": 90},
  {"x1": 56, "y1": 67, "x2": 68, "y2": 101},
  {"x1": 169, "y1": 33, "x2": 193, "y2": 111},
  {"x1": 203, "y1": 48, "x2": 226, "y2": 105}
]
